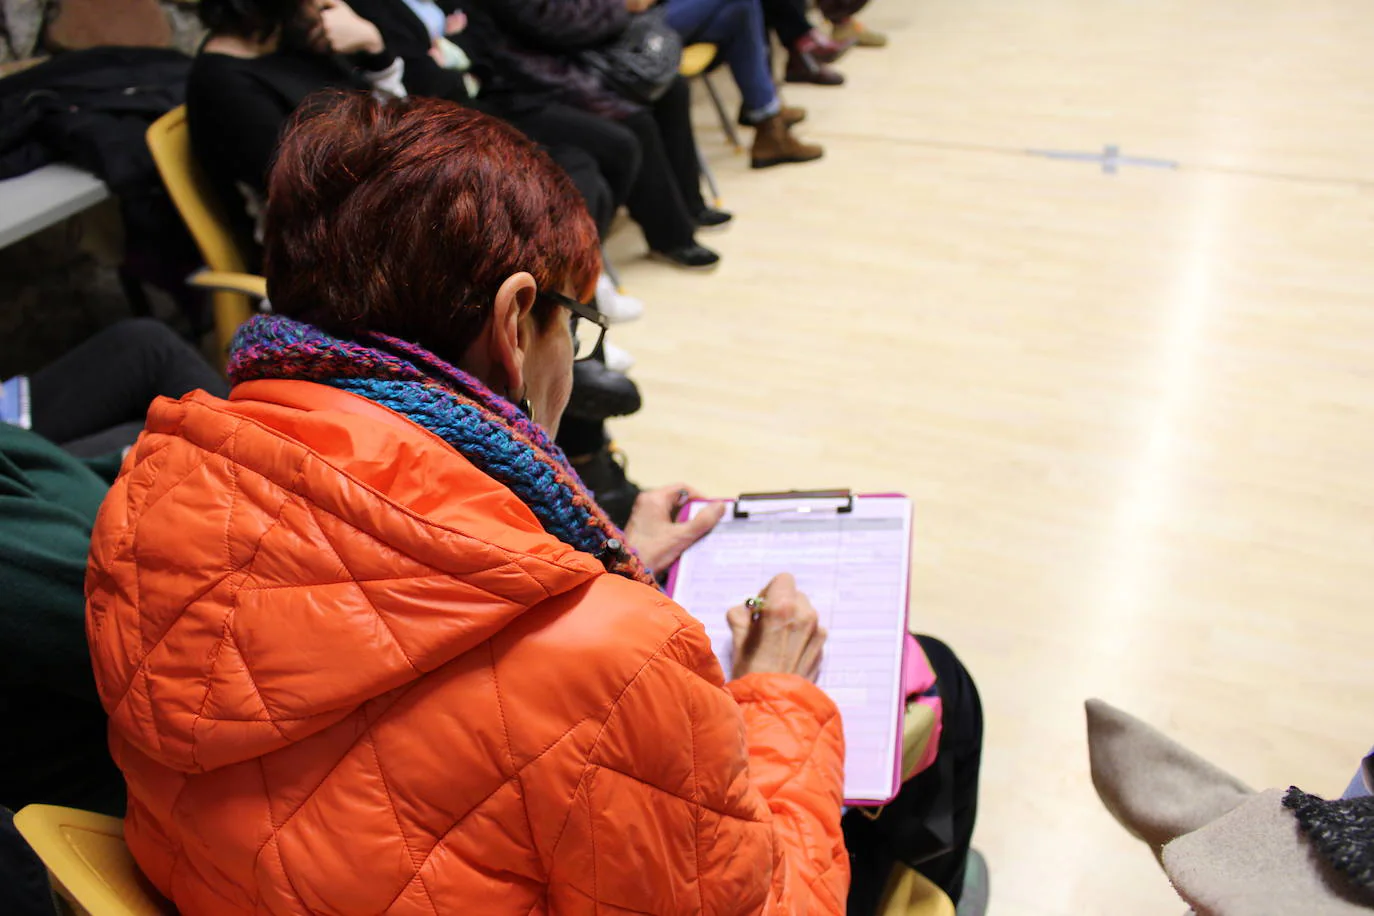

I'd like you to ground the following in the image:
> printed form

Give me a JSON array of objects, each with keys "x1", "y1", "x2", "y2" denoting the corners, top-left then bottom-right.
[{"x1": 668, "y1": 495, "x2": 912, "y2": 803}]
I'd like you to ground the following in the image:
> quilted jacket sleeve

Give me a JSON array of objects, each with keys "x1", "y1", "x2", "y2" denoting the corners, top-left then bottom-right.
[
  {"x1": 548, "y1": 607, "x2": 849, "y2": 914},
  {"x1": 481, "y1": 0, "x2": 630, "y2": 51}
]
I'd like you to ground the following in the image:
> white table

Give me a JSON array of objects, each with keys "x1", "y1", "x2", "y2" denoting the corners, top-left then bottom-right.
[{"x1": 0, "y1": 163, "x2": 110, "y2": 248}]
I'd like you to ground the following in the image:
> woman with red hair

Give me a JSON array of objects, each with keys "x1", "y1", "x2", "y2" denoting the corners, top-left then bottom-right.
[{"x1": 86, "y1": 93, "x2": 849, "y2": 913}]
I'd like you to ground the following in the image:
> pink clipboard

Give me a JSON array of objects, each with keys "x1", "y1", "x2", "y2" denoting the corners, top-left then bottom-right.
[{"x1": 664, "y1": 491, "x2": 913, "y2": 807}]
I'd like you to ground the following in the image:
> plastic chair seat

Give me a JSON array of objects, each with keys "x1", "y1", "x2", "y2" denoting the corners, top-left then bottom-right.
[
  {"x1": 680, "y1": 42, "x2": 719, "y2": 78},
  {"x1": 14, "y1": 805, "x2": 174, "y2": 916}
]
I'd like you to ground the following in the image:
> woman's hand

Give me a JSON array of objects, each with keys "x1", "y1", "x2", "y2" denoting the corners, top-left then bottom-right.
[
  {"x1": 318, "y1": 0, "x2": 386, "y2": 55},
  {"x1": 727, "y1": 573, "x2": 827, "y2": 682},
  {"x1": 622, "y1": 485, "x2": 724, "y2": 573}
]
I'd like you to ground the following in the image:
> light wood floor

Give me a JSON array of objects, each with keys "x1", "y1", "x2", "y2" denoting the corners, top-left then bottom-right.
[{"x1": 604, "y1": 1, "x2": 1374, "y2": 912}]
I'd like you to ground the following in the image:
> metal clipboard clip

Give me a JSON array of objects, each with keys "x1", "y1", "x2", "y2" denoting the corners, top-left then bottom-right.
[{"x1": 732, "y1": 489, "x2": 855, "y2": 519}]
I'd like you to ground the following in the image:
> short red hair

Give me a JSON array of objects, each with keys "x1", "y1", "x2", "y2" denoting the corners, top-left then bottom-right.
[{"x1": 262, "y1": 91, "x2": 600, "y2": 360}]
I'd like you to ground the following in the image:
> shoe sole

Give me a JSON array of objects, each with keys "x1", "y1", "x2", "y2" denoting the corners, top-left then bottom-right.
[
  {"x1": 647, "y1": 252, "x2": 721, "y2": 272},
  {"x1": 784, "y1": 74, "x2": 845, "y2": 86},
  {"x1": 751, "y1": 154, "x2": 824, "y2": 169}
]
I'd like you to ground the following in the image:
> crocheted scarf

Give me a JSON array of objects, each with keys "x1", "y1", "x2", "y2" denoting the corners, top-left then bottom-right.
[{"x1": 229, "y1": 314, "x2": 655, "y2": 586}]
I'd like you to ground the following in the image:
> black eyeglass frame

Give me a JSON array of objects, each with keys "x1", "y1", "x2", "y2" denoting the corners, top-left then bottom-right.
[{"x1": 539, "y1": 290, "x2": 610, "y2": 362}]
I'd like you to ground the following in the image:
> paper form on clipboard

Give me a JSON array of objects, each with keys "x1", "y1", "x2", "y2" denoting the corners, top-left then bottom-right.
[{"x1": 665, "y1": 492, "x2": 913, "y2": 805}]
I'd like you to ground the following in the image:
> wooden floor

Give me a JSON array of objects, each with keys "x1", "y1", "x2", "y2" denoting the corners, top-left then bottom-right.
[{"x1": 604, "y1": 2, "x2": 1374, "y2": 913}]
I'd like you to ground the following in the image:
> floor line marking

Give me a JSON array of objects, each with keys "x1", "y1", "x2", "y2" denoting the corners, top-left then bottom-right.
[
  {"x1": 1026, "y1": 144, "x2": 1179, "y2": 174},
  {"x1": 803, "y1": 131, "x2": 1374, "y2": 189}
]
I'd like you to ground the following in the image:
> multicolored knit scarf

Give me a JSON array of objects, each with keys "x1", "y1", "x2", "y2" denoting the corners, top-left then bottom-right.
[{"x1": 229, "y1": 314, "x2": 656, "y2": 586}]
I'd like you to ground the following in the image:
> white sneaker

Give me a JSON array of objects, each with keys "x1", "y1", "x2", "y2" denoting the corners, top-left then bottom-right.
[
  {"x1": 596, "y1": 274, "x2": 644, "y2": 324},
  {"x1": 602, "y1": 342, "x2": 636, "y2": 372}
]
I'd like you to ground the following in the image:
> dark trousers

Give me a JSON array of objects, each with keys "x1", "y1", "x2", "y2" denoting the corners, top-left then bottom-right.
[
  {"x1": 0, "y1": 808, "x2": 56, "y2": 916},
  {"x1": 844, "y1": 635, "x2": 984, "y2": 913},
  {"x1": 497, "y1": 83, "x2": 700, "y2": 251},
  {"x1": 760, "y1": 0, "x2": 814, "y2": 46},
  {"x1": 504, "y1": 103, "x2": 642, "y2": 239},
  {"x1": 619, "y1": 77, "x2": 704, "y2": 251},
  {"x1": 546, "y1": 146, "x2": 619, "y2": 238},
  {"x1": 29, "y1": 318, "x2": 228, "y2": 457}
]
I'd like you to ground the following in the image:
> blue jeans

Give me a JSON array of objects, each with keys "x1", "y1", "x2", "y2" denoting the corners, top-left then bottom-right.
[{"x1": 665, "y1": 0, "x2": 781, "y2": 123}]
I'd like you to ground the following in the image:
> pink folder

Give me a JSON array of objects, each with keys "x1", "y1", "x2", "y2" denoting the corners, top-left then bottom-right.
[{"x1": 665, "y1": 491, "x2": 913, "y2": 806}]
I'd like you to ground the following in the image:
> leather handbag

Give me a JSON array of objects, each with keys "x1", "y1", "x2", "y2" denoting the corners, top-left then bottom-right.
[{"x1": 578, "y1": 6, "x2": 682, "y2": 104}]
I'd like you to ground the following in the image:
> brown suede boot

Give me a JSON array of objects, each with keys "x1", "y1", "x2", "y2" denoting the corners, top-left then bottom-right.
[
  {"x1": 781, "y1": 105, "x2": 806, "y2": 127},
  {"x1": 750, "y1": 114, "x2": 824, "y2": 169}
]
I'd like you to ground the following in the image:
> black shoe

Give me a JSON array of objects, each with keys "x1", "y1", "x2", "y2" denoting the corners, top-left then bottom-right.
[
  {"x1": 694, "y1": 207, "x2": 733, "y2": 229},
  {"x1": 564, "y1": 358, "x2": 642, "y2": 421},
  {"x1": 572, "y1": 444, "x2": 640, "y2": 530},
  {"x1": 649, "y1": 244, "x2": 721, "y2": 271}
]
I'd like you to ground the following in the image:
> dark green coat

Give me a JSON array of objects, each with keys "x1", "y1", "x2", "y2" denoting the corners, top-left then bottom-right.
[{"x1": 0, "y1": 424, "x2": 124, "y2": 816}]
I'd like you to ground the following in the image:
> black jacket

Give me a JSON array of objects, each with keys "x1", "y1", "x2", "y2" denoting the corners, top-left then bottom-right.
[
  {"x1": 460, "y1": 0, "x2": 639, "y2": 118},
  {"x1": 0, "y1": 46, "x2": 188, "y2": 186},
  {"x1": 0, "y1": 46, "x2": 192, "y2": 250}
]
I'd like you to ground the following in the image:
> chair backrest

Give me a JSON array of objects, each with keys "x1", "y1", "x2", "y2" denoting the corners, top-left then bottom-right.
[
  {"x1": 13, "y1": 805, "x2": 175, "y2": 916},
  {"x1": 146, "y1": 104, "x2": 256, "y2": 356},
  {"x1": 146, "y1": 105, "x2": 248, "y2": 277}
]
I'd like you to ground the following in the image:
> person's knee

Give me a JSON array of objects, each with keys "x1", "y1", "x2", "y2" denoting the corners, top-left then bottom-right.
[
  {"x1": 98, "y1": 317, "x2": 182, "y2": 350},
  {"x1": 713, "y1": 0, "x2": 752, "y2": 29},
  {"x1": 914, "y1": 634, "x2": 984, "y2": 735}
]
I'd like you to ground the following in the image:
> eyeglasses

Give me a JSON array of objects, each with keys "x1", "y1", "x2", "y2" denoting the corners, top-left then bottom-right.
[{"x1": 539, "y1": 290, "x2": 610, "y2": 362}]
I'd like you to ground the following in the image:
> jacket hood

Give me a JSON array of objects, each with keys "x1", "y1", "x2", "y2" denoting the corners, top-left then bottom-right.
[{"x1": 86, "y1": 383, "x2": 604, "y2": 774}]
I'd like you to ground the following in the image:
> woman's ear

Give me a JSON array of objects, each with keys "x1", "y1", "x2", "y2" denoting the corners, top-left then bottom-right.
[{"x1": 487, "y1": 272, "x2": 539, "y2": 396}]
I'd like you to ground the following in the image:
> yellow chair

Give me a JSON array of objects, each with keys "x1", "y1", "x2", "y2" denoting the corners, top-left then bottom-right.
[
  {"x1": 13, "y1": 803, "x2": 953, "y2": 916},
  {"x1": 145, "y1": 105, "x2": 267, "y2": 358},
  {"x1": 878, "y1": 862, "x2": 958, "y2": 916},
  {"x1": 14, "y1": 805, "x2": 174, "y2": 916}
]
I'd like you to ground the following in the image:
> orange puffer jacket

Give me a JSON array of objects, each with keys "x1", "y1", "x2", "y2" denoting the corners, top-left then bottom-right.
[{"x1": 86, "y1": 380, "x2": 849, "y2": 915}]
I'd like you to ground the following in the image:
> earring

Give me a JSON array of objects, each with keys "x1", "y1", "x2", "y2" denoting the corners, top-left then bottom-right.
[{"x1": 508, "y1": 386, "x2": 533, "y2": 422}]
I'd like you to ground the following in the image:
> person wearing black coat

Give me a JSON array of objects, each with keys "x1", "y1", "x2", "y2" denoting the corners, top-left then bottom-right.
[
  {"x1": 458, "y1": 0, "x2": 727, "y2": 269},
  {"x1": 347, "y1": 0, "x2": 637, "y2": 240}
]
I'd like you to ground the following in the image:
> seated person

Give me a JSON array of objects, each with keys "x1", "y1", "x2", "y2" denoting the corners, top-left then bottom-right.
[
  {"x1": 1, "y1": 319, "x2": 227, "y2": 816},
  {"x1": 760, "y1": 0, "x2": 852, "y2": 86},
  {"x1": 661, "y1": 0, "x2": 826, "y2": 169},
  {"x1": 190, "y1": 0, "x2": 630, "y2": 294},
  {"x1": 187, "y1": 0, "x2": 646, "y2": 519},
  {"x1": 345, "y1": 0, "x2": 647, "y2": 321},
  {"x1": 460, "y1": 0, "x2": 732, "y2": 269},
  {"x1": 2, "y1": 318, "x2": 229, "y2": 458},
  {"x1": 0, "y1": 319, "x2": 227, "y2": 916},
  {"x1": 86, "y1": 94, "x2": 983, "y2": 914}
]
